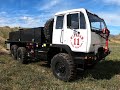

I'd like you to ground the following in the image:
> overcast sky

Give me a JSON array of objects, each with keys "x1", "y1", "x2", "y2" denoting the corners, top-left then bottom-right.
[{"x1": 0, "y1": 0, "x2": 119, "y2": 35}]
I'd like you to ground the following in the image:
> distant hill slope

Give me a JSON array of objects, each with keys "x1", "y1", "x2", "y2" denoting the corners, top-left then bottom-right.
[
  {"x1": 111, "y1": 34, "x2": 120, "y2": 40},
  {"x1": 0, "y1": 26, "x2": 19, "y2": 39},
  {"x1": 109, "y1": 34, "x2": 120, "y2": 44},
  {"x1": 0, "y1": 26, "x2": 19, "y2": 53}
]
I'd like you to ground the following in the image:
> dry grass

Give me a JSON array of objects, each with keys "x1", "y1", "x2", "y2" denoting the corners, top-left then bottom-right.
[
  {"x1": 0, "y1": 43, "x2": 120, "y2": 90},
  {"x1": 110, "y1": 39, "x2": 120, "y2": 44},
  {"x1": 0, "y1": 26, "x2": 18, "y2": 39}
]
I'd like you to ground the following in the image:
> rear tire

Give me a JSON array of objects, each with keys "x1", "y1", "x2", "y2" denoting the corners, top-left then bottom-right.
[
  {"x1": 17, "y1": 47, "x2": 27, "y2": 64},
  {"x1": 51, "y1": 53, "x2": 76, "y2": 81},
  {"x1": 10, "y1": 45, "x2": 18, "y2": 60}
]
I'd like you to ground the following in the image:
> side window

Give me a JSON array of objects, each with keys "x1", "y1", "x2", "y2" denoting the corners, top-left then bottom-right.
[
  {"x1": 80, "y1": 12, "x2": 86, "y2": 29},
  {"x1": 56, "y1": 16, "x2": 64, "y2": 29},
  {"x1": 67, "y1": 13, "x2": 79, "y2": 29}
]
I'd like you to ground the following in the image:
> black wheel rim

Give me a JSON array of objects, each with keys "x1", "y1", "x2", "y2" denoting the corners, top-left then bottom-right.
[{"x1": 55, "y1": 62, "x2": 66, "y2": 77}]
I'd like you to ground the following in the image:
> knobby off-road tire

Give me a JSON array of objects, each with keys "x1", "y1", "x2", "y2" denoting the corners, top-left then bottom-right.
[
  {"x1": 17, "y1": 47, "x2": 27, "y2": 64},
  {"x1": 44, "y1": 18, "x2": 54, "y2": 43},
  {"x1": 10, "y1": 45, "x2": 18, "y2": 60},
  {"x1": 51, "y1": 53, "x2": 76, "y2": 81}
]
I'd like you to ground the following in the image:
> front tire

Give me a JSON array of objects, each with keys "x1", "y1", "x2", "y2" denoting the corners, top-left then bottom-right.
[
  {"x1": 17, "y1": 47, "x2": 27, "y2": 64},
  {"x1": 51, "y1": 53, "x2": 76, "y2": 81}
]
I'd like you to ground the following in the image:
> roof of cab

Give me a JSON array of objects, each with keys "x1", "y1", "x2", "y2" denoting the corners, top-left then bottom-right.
[{"x1": 55, "y1": 8, "x2": 86, "y2": 15}]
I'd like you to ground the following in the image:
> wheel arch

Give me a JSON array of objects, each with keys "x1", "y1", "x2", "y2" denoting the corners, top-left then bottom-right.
[
  {"x1": 9, "y1": 42, "x2": 27, "y2": 48},
  {"x1": 47, "y1": 44, "x2": 73, "y2": 63}
]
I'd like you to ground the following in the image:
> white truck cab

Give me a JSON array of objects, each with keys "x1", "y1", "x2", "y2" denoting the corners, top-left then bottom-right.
[{"x1": 53, "y1": 8, "x2": 107, "y2": 54}]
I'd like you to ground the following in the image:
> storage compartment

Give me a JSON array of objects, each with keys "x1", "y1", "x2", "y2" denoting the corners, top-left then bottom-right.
[
  {"x1": 20, "y1": 28, "x2": 34, "y2": 42},
  {"x1": 34, "y1": 27, "x2": 45, "y2": 43},
  {"x1": 9, "y1": 31, "x2": 20, "y2": 41},
  {"x1": 9, "y1": 27, "x2": 45, "y2": 44}
]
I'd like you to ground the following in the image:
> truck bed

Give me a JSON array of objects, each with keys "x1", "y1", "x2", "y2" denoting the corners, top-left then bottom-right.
[{"x1": 9, "y1": 27, "x2": 45, "y2": 43}]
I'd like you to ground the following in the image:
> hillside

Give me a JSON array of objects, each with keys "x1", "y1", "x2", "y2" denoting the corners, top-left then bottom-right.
[
  {"x1": 109, "y1": 34, "x2": 120, "y2": 44},
  {"x1": 0, "y1": 26, "x2": 19, "y2": 53}
]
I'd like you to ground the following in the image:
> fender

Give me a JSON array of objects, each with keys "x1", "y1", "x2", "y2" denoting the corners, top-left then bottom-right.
[{"x1": 50, "y1": 44, "x2": 73, "y2": 56}]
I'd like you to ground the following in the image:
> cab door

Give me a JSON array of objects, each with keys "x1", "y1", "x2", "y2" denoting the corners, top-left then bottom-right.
[
  {"x1": 63, "y1": 12, "x2": 88, "y2": 52},
  {"x1": 52, "y1": 15, "x2": 64, "y2": 44}
]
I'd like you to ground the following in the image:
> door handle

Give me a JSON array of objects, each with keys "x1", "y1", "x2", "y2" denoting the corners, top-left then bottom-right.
[{"x1": 60, "y1": 30, "x2": 64, "y2": 43}]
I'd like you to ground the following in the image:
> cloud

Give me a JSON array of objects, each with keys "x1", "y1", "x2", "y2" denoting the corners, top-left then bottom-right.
[
  {"x1": 102, "y1": 0, "x2": 120, "y2": 5},
  {"x1": 97, "y1": 12, "x2": 120, "y2": 27},
  {"x1": 20, "y1": 16, "x2": 29, "y2": 20},
  {"x1": 20, "y1": 16, "x2": 42, "y2": 27},
  {"x1": 38, "y1": 0, "x2": 61, "y2": 11},
  {"x1": 33, "y1": 0, "x2": 72, "y2": 27},
  {"x1": 20, "y1": 16, "x2": 35, "y2": 25},
  {"x1": 0, "y1": 9, "x2": 54, "y2": 28},
  {"x1": 19, "y1": 11, "x2": 54, "y2": 27},
  {"x1": 36, "y1": 0, "x2": 72, "y2": 13}
]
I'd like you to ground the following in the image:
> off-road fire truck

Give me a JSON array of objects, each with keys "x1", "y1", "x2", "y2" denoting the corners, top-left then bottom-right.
[{"x1": 5, "y1": 8, "x2": 110, "y2": 81}]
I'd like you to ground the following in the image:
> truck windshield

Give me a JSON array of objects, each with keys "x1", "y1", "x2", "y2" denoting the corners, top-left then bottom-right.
[{"x1": 87, "y1": 12, "x2": 106, "y2": 31}]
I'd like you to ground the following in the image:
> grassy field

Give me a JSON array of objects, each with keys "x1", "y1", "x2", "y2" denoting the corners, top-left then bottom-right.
[{"x1": 0, "y1": 43, "x2": 120, "y2": 90}]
